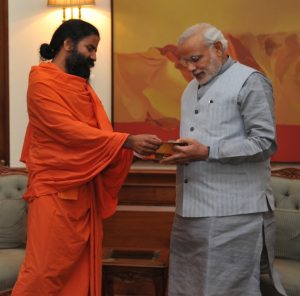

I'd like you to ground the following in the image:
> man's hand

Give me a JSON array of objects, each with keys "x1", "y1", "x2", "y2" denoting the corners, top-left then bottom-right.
[
  {"x1": 123, "y1": 134, "x2": 162, "y2": 155},
  {"x1": 160, "y1": 138, "x2": 209, "y2": 164}
]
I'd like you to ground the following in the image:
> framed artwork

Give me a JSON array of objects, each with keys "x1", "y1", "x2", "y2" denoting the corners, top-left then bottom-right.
[{"x1": 112, "y1": 0, "x2": 300, "y2": 162}]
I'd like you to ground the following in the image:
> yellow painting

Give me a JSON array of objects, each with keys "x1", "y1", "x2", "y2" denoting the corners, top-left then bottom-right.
[{"x1": 112, "y1": 0, "x2": 300, "y2": 161}]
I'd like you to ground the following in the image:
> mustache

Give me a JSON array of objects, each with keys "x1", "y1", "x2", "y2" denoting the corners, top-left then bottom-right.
[
  {"x1": 87, "y1": 58, "x2": 95, "y2": 68},
  {"x1": 65, "y1": 51, "x2": 94, "y2": 80}
]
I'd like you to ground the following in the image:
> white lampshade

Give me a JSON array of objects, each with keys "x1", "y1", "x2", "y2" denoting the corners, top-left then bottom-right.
[{"x1": 47, "y1": 0, "x2": 95, "y2": 7}]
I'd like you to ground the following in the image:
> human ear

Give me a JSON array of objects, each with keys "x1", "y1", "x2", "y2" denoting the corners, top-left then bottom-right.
[
  {"x1": 63, "y1": 38, "x2": 74, "y2": 52},
  {"x1": 213, "y1": 41, "x2": 224, "y2": 56}
]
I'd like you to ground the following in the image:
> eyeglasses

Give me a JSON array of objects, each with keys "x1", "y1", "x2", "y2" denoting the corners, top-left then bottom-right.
[{"x1": 179, "y1": 55, "x2": 202, "y2": 67}]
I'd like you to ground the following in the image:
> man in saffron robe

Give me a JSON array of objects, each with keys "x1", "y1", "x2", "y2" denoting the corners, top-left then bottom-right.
[{"x1": 12, "y1": 19, "x2": 161, "y2": 296}]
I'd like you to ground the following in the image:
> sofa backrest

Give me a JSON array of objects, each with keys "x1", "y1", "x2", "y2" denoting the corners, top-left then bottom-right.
[
  {"x1": 0, "y1": 167, "x2": 28, "y2": 249},
  {"x1": 271, "y1": 168, "x2": 300, "y2": 261}
]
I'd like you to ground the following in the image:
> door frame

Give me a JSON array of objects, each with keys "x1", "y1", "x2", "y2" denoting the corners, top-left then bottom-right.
[{"x1": 0, "y1": 0, "x2": 9, "y2": 165}]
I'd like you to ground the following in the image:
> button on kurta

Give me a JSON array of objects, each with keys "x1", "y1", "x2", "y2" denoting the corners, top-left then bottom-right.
[
  {"x1": 190, "y1": 127, "x2": 194, "y2": 132},
  {"x1": 184, "y1": 178, "x2": 188, "y2": 183},
  {"x1": 195, "y1": 110, "x2": 199, "y2": 114}
]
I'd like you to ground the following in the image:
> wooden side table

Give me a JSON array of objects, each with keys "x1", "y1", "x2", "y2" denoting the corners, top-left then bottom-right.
[{"x1": 102, "y1": 248, "x2": 169, "y2": 296}]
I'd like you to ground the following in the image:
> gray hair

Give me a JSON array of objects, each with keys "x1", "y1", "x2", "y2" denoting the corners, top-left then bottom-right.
[{"x1": 178, "y1": 23, "x2": 228, "y2": 50}]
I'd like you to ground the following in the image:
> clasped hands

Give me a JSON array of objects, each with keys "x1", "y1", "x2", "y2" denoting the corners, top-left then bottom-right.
[{"x1": 124, "y1": 135, "x2": 209, "y2": 164}]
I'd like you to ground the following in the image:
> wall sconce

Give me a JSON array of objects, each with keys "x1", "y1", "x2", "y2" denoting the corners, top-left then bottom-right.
[{"x1": 47, "y1": 0, "x2": 96, "y2": 22}]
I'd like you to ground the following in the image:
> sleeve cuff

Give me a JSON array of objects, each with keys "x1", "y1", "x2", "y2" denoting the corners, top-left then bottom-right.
[{"x1": 207, "y1": 144, "x2": 218, "y2": 160}]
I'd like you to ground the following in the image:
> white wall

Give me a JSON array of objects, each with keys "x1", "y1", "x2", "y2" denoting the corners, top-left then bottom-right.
[{"x1": 9, "y1": 0, "x2": 112, "y2": 167}]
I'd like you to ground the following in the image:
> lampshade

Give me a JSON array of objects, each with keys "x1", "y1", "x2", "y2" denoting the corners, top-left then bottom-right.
[{"x1": 47, "y1": 0, "x2": 95, "y2": 7}]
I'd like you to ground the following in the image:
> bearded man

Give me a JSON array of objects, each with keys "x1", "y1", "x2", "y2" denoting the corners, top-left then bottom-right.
[
  {"x1": 12, "y1": 19, "x2": 161, "y2": 296},
  {"x1": 161, "y1": 23, "x2": 287, "y2": 296}
]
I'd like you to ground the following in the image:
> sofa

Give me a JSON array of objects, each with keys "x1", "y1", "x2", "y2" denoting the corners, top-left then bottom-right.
[
  {"x1": 0, "y1": 167, "x2": 27, "y2": 296},
  {"x1": 0, "y1": 166, "x2": 299, "y2": 295},
  {"x1": 261, "y1": 168, "x2": 300, "y2": 296}
]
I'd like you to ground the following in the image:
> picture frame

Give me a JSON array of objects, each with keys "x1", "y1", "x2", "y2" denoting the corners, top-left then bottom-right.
[{"x1": 111, "y1": 0, "x2": 300, "y2": 163}]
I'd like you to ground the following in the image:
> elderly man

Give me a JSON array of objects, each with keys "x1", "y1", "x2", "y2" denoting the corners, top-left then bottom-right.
[
  {"x1": 162, "y1": 23, "x2": 287, "y2": 296},
  {"x1": 12, "y1": 19, "x2": 161, "y2": 296}
]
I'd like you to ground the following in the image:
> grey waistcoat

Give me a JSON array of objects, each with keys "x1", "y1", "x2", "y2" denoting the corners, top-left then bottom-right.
[{"x1": 176, "y1": 62, "x2": 273, "y2": 217}]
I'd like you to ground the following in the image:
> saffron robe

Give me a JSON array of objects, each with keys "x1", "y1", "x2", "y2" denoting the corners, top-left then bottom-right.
[{"x1": 12, "y1": 62, "x2": 133, "y2": 296}]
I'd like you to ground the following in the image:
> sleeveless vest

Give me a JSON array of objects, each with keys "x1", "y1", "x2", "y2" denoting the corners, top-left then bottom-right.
[{"x1": 176, "y1": 62, "x2": 273, "y2": 217}]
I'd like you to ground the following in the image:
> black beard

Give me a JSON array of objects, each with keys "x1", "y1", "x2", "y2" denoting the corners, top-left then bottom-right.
[{"x1": 65, "y1": 49, "x2": 94, "y2": 80}]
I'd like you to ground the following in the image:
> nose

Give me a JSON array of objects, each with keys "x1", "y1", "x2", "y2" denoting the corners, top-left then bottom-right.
[
  {"x1": 186, "y1": 62, "x2": 196, "y2": 72},
  {"x1": 91, "y1": 52, "x2": 97, "y2": 61}
]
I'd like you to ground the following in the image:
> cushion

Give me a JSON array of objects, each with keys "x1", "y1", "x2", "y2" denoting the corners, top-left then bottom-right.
[
  {"x1": 0, "y1": 249, "x2": 25, "y2": 292},
  {"x1": 261, "y1": 259, "x2": 300, "y2": 296},
  {"x1": 271, "y1": 177, "x2": 300, "y2": 210},
  {"x1": 274, "y1": 209, "x2": 300, "y2": 260},
  {"x1": 0, "y1": 175, "x2": 28, "y2": 248},
  {"x1": 274, "y1": 259, "x2": 300, "y2": 296}
]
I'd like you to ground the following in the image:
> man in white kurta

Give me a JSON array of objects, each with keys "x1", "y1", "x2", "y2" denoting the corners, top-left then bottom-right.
[{"x1": 162, "y1": 23, "x2": 287, "y2": 296}]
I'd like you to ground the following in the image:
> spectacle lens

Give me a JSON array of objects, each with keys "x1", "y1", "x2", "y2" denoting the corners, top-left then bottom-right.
[{"x1": 180, "y1": 55, "x2": 201, "y2": 67}]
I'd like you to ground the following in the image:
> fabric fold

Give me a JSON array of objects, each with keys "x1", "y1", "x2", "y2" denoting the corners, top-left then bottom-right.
[{"x1": 21, "y1": 62, "x2": 133, "y2": 218}]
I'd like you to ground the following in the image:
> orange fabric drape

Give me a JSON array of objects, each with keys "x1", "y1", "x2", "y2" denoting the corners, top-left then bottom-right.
[
  {"x1": 12, "y1": 62, "x2": 133, "y2": 295},
  {"x1": 13, "y1": 187, "x2": 97, "y2": 296},
  {"x1": 21, "y1": 62, "x2": 133, "y2": 217}
]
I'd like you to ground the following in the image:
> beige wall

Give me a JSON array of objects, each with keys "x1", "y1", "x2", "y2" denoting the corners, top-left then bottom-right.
[{"x1": 9, "y1": 0, "x2": 112, "y2": 166}]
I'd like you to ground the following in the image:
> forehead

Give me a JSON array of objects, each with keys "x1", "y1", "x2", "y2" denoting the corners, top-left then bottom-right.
[
  {"x1": 178, "y1": 34, "x2": 208, "y2": 56},
  {"x1": 78, "y1": 34, "x2": 100, "y2": 47}
]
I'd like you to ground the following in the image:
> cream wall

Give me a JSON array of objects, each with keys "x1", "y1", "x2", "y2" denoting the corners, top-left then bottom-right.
[{"x1": 9, "y1": 0, "x2": 112, "y2": 167}]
